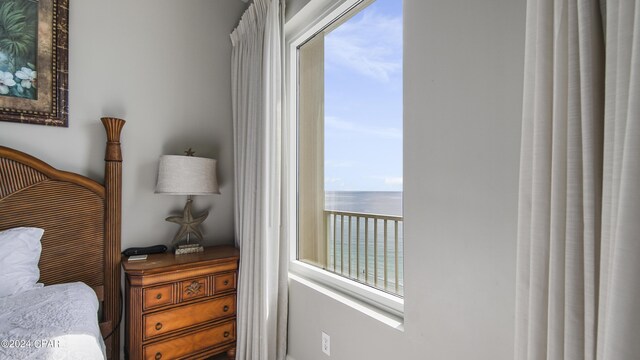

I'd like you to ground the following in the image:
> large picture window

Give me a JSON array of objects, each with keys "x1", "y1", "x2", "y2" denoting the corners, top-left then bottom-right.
[{"x1": 296, "y1": 0, "x2": 404, "y2": 299}]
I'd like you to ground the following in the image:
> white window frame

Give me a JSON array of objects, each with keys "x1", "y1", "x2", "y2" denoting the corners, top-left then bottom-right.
[{"x1": 285, "y1": 0, "x2": 404, "y2": 318}]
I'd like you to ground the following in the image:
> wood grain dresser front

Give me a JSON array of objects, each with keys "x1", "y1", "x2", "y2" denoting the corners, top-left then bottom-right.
[{"x1": 123, "y1": 246, "x2": 239, "y2": 360}]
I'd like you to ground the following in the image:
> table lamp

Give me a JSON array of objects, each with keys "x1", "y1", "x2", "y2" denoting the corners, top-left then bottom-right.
[{"x1": 155, "y1": 149, "x2": 220, "y2": 254}]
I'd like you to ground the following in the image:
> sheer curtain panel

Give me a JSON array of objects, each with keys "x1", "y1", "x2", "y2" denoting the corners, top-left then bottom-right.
[
  {"x1": 230, "y1": 0, "x2": 287, "y2": 359},
  {"x1": 515, "y1": 0, "x2": 640, "y2": 359}
]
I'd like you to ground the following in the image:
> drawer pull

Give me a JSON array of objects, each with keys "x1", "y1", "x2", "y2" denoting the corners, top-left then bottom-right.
[
  {"x1": 155, "y1": 322, "x2": 163, "y2": 331},
  {"x1": 223, "y1": 305, "x2": 229, "y2": 312},
  {"x1": 224, "y1": 331, "x2": 230, "y2": 338},
  {"x1": 156, "y1": 293, "x2": 162, "y2": 300},
  {"x1": 224, "y1": 279, "x2": 229, "y2": 286},
  {"x1": 155, "y1": 352, "x2": 162, "y2": 360}
]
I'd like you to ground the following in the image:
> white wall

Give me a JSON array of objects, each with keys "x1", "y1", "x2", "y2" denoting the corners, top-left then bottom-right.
[
  {"x1": 287, "y1": 0, "x2": 525, "y2": 359},
  {"x1": 285, "y1": 0, "x2": 312, "y2": 22},
  {"x1": 0, "y1": 0, "x2": 247, "y2": 250}
]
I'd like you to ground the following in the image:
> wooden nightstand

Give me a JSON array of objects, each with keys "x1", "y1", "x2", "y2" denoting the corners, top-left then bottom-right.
[{"x1": 122, "y1": 245, "x2": 239, "y2": 360}]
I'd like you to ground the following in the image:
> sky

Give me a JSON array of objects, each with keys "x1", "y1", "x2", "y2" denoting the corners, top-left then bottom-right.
[{"x1": 324, "y1": 0, "x2": 403, "y2": 192}]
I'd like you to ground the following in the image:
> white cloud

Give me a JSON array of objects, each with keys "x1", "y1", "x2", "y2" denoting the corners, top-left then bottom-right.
[
  {"x1": 326, "y1": 160, "x2": 353, "y2": 168},
  {"x1": 325, "y1": 177, "x2": 346, "y2": 189},
  {"x1": 325, "y1": 116, "x2": 402, "y2": 139},
  {"x1": 325, "y1": 8, "x2": 402, "y2": 82},
  {"x1": 384, "y1": 177, "x2": 403, "y2": 186}
]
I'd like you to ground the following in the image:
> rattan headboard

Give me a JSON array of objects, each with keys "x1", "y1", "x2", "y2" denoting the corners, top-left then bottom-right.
[{"x1": 0, "y1": 118, "x2": 125, "y2": 360}]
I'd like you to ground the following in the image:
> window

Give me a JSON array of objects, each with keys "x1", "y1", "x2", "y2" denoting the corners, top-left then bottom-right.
[{"x1": 291, "y1": 0, "x2": 403, "y2": 307}]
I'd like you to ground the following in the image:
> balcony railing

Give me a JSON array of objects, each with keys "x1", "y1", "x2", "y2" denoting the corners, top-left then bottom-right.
[{"x1": 324, "y1": 210, "x2": 404, "y2": 296}]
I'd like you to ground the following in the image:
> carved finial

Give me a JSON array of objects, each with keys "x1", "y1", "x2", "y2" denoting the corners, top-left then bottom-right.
[
  {"x1": 101, "y1": 117, "x2": 126, "y2": 142},
  {"x1": 102, "y1": 117, "x2": 126, "y2": 162},
  {"x1": 184, "y1": 148, "x2": 195, "y2": 157}
]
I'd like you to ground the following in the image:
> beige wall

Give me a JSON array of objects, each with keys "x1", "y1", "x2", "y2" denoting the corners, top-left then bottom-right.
[
  {"x1": 0, "y1": 0, "x2": 247, "y2": 250},
  {"x1": 286, "y1": 0, "x2": 526, "y2": 359}
]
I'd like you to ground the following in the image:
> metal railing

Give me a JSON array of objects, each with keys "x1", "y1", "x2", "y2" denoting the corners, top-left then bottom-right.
[{"x1": 324, "y1": 210, "x2": 404, "y2": 296}]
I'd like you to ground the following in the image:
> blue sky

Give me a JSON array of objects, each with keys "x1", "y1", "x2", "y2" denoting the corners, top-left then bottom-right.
[{"x1": 324, "y1": 0, "x2": 403, "y2": 192}]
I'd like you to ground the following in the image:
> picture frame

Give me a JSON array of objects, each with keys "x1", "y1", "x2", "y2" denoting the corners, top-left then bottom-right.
[{"x1": 0, "y1": 0, "x2": 69, "y2": 127}]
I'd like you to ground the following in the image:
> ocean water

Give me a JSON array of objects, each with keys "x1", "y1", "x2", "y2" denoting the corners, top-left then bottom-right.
[
  {"x1": 325, "y1": 191, "x2": 403, "y2": 216},
  {"x1": 324, "y1": 191, "x2": 404, "y2": 296}
]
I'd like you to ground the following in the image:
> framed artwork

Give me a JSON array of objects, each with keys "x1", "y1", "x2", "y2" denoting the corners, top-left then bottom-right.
[{"x1": 0, "y1": 0, "x2": 68, "y2": 127}]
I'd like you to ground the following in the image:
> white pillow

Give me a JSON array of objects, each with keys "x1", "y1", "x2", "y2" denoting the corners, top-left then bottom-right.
[{"x1": 0, "y1": 227, "x2": 45, "y2": 297}]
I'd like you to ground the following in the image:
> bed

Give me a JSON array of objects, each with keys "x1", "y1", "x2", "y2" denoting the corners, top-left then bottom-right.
[{"x1": 0, "y1": 118, "x2": 125, "y2": 360}]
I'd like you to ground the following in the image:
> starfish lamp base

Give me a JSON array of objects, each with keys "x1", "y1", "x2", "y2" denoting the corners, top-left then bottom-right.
[
  {"x1": 174, "y1": 241, "x2": 204, "y2": 255},
  {"x1": 165, "y1": 196, "x2": 209, "y2": 255}
]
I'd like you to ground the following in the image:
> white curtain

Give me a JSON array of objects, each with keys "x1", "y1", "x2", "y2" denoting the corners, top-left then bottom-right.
[
  {"x1": 230, "y1": 0, "x2": 287, "y2": 359},
  {"x1": 515, "y1": 0, "x2": 640, "y2": 359}
]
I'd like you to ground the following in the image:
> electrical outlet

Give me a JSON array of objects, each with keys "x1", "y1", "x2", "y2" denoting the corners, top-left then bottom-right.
[{"x1": 321, "y1": 331, "x2": 331, "y2": 356}]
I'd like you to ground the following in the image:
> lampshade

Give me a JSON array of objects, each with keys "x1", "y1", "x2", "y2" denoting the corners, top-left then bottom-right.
[{"x1": 155, "y1": 155, "x2": 220, "y2": 195}]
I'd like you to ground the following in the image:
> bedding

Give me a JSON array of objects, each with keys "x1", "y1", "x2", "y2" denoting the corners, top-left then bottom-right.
[
  {"x1": 0, "y1": 282, "x2": 105, "y2": 360},
  {"x1": 0, "y1": 227, "x2": 44, "y2": 297}
]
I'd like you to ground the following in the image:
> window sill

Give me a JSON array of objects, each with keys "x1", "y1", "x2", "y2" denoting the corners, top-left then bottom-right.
[{"x1": 289, "y1": 260, "x2": 404, "y2": 329}]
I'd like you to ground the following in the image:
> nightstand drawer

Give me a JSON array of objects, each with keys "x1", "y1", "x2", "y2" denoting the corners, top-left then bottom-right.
[
  {"x1": 143, "y1": 284, "x2": 174, "y2": 310},
  {"x1": 143, "y1": 319, "x2": 235, "y2": 360},
  {"x1": 143, "y1": 294, "x2": 236, "y2": 339},
  {"x1": 215, "y1": 273, "x2": 236, "y2": 293},
  {"x1": 124, "y1": 245, "x2": 239, "y2": 360},
  {"x1": 180, "y1": 277, "x2": 207, "y2": 302}
]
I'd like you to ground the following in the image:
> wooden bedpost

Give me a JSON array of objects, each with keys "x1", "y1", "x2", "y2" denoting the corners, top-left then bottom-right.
[{"x1": 102, "y1": 117, "x2": 125, "y2": 360}]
